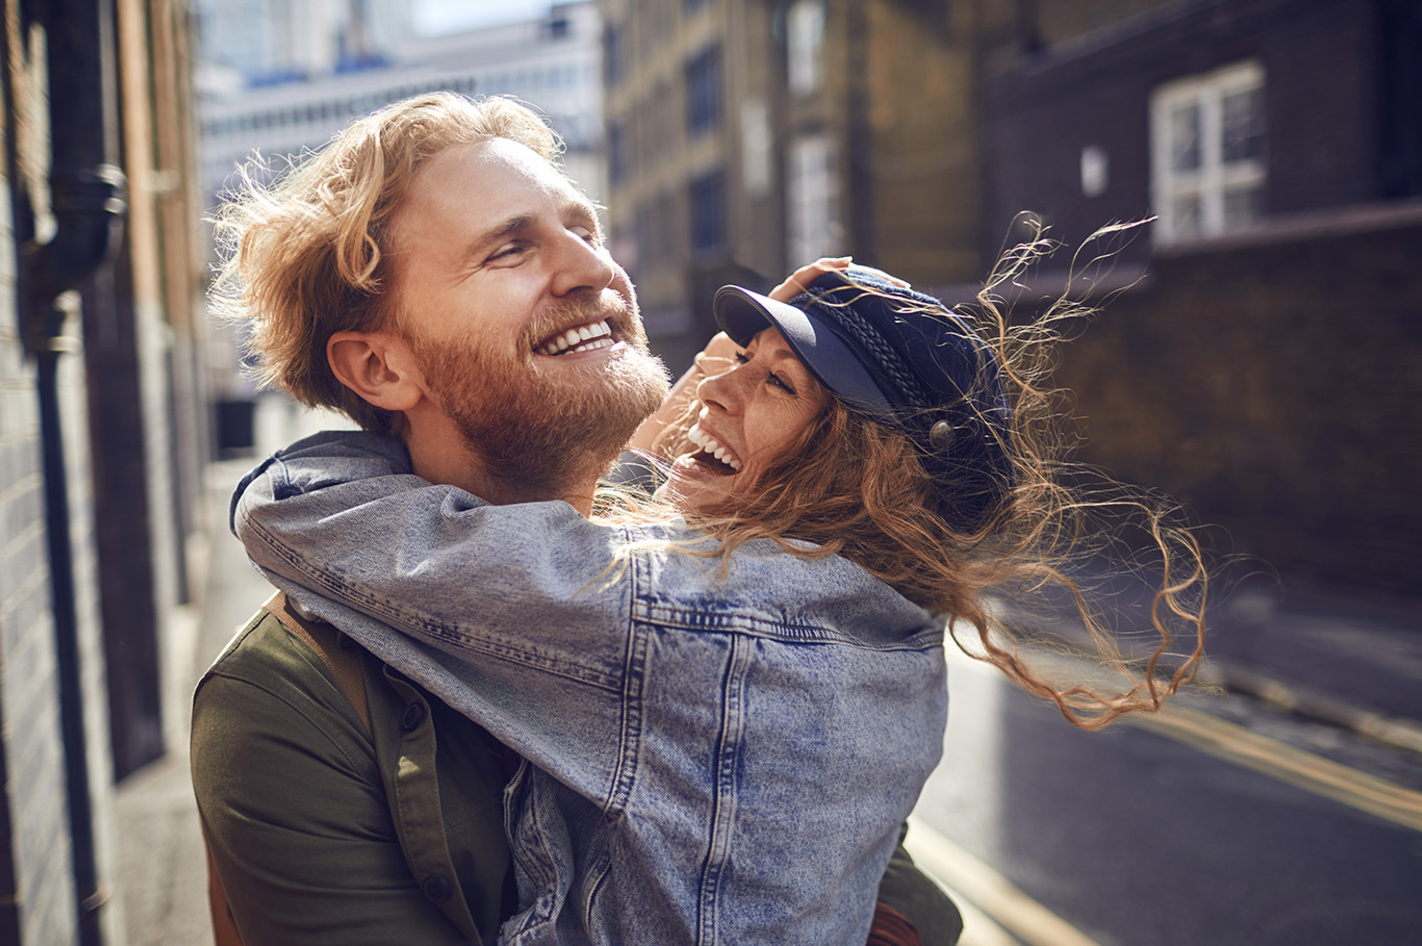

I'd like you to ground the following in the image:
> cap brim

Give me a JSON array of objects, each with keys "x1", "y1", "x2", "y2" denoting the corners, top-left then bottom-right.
[{"x1": 712, "y1": 285, "x2": 894, "y2": 417}]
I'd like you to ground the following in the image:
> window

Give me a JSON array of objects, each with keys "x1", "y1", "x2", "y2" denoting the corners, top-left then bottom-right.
[
  {"x1": 685, "y1": 45, "x2": 723, "y2": 134},
  {"x1": 740, "y1": 97, "x2": 773, "y2": 198},
  {"x1": 787, "y1": 0, "x2": 825, "y2": 96},
  {"x1": 635, "y1": 203, "x2": 654, "y2": 269},
  {"x1": 690, "y1": 170, "x2": 727, "y2": 255},
  {"x1": 608, "y1": 118, "x2": 629, "y2": 185},
  {"x1": 787, "y1": 134, "x2": 841, "y2": 265},
  {"x1": 1150, "y1": 61, "x2": 1265, "y2": 244}
]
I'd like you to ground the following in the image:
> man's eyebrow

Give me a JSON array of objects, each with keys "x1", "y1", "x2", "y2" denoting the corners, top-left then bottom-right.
[
  {"x1": 564, "y1": 195, "x2": 601, "y2": 225},
  {"x1": 463, "y1": 214, "x2": 536, "y2": 261}
]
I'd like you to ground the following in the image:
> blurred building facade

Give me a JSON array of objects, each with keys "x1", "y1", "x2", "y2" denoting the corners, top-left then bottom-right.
[
  {"x1": 602, "y1": 0, "x2": 985, "y2": 369},
  {"x1": 605, "y1": 0, "x2": 1420, "y2": 592},
  {"x1": 2, "y1": 0, "x2": 206, "y2": 942},
  {"x1": 197, "y1": 1, "x2": 603, "y2": 204},
  {"x1": 191, "y1": 0, "x2": 415, "y2": 87}
]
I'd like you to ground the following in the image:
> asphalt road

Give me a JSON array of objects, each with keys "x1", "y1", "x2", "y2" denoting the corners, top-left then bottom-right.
[{"x1": 911, "y1": 650, "x2": 1422, "y2": 945}]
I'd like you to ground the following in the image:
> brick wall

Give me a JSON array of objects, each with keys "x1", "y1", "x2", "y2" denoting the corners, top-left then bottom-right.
[
  {"x1": 0, "y1": 172, "x2": 79, "y2": 946},
  {"x1": 1052, "y1": 209, "x2": 1422, "y2": 593}
]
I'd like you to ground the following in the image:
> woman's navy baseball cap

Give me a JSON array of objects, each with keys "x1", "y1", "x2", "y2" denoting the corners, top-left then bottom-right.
[{"x1": 713, "y1": 266, "x2": 1015, "y2": 530}]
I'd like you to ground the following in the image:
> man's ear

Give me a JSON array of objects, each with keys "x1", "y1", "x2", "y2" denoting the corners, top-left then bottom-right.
[{"x1": 327, "y1": 330, "x2": 425, "y2": 413}]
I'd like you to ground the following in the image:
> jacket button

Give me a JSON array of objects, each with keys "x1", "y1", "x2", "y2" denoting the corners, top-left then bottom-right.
[
  {"x1": 422, "y1": 874, "x2": 451, "y2": 903},
  {"x1": 401, "y1": 702, "x2": 427, "y2": 731}
]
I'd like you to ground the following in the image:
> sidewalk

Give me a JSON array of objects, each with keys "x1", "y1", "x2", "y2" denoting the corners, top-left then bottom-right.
[{"x1": 111, "y1": 403, "x2": 1422, "y2": 945}]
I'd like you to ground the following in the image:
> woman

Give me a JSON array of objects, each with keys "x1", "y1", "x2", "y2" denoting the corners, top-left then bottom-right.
[{"x1": 233, "y1": 257, "x2": 1206, "y2": 945}]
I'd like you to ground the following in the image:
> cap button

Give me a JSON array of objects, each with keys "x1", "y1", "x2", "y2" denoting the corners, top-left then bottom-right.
[{"x1": 929, "y1": 420, "x2": 956, "y2": 450}]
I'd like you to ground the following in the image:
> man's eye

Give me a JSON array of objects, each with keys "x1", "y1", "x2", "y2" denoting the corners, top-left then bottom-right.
[
  {"x1": 488, "y1": 243, "x2": 526, "y2": 262},
  {"x1": 571, "y1": 225, "x2": 601, "y2": 245}
]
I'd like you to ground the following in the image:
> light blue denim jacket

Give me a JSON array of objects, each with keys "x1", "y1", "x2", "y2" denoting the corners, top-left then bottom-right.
[{"x1": 233, "y1": 431, "x2": 947, "y2": 946}]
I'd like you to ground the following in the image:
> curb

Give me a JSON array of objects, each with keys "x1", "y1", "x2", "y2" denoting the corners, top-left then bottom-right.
[
  {"x1": 988, "y1": 599, "x2": 1422, "y2": 760},
  {"x1": 1207, "y1": 658, "x2": 1422, "y2": 757}
]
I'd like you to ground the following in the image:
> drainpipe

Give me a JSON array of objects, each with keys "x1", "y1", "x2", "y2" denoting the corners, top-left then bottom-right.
[{"x1": 18, "y1": 0, "x2": 128, "y2": 943}]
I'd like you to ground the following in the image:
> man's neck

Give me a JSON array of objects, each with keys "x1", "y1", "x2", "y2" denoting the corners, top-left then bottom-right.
[{"x1": 405, "y1": 432, "x2": 601, "y2": 516}]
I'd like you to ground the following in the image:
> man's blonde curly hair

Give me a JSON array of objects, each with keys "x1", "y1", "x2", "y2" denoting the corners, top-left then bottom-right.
[{"x1": 209, "y1": 93, "x2": 561, "y2": 435}]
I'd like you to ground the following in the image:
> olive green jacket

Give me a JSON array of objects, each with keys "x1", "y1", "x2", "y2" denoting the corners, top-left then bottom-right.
[{"x1": 193, "y1": 606, "x2": 516, "y2": 943}]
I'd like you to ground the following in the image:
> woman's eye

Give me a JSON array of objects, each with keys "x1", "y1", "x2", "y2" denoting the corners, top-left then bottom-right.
[
  {"x1": 767, "y1": 372, "x2": 796, "y2": 395},
  {"x1": 734, "y1": 351, "x2": 750, "y2": 365}
]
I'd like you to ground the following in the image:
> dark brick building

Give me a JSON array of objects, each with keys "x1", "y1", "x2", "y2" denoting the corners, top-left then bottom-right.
[{"x1": 975, "y1": 0, "x2": 1422, "y2": 592}]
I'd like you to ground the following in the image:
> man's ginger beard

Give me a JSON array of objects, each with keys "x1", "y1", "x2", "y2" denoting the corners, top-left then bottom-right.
[{"x1": 404, "y1": 292, "x2": 669, "y2": 497}]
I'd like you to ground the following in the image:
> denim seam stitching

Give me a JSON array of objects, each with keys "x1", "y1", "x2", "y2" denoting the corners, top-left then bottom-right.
[{"x1": 246, "y1": 518, "x2": 623, "y2": 692}]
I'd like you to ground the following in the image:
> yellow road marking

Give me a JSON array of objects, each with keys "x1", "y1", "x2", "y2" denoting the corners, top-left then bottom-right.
[
  {"x1": 904, "y1": 816, "x2": 1100, "y2": 946},
  {"x1": 1124, "y1": 705, "x2": 1422, "y2": 833},
  {"x1": 947, "y1": 646, "x2": 1422, "y2": 833}
]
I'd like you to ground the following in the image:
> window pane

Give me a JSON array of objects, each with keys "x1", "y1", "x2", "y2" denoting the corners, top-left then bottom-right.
[
  {"x1": 635, "y1": 203, "x2": 653, "y2": 268},
  {"x1": 690, "y1": 171, "x2": 726, "y2": 253},
  {"x1": 685, "y1": 45, "x2": 723, "y2": 133},
  {"x1": 604, "y1": 24, "x2": 623, "y2": 86},
  {"x1": 788, "y1": 135, "x2": 838, "y2": 264},
  {"x1": 1170, "y1": 103, "x2": 1202, "y2": 172},
  {"x1": 1222, "y1": 87, "x2": 1263, "y2": 163},
  {"x1": 788, "y1": 0, "x2": 826, "y2": 95},
  {"x1": 1223, "y1": 184, "x2": 1262, "y2": 228},
  {"x1": 608, "y1": 120, "x2": 628, "y2": 184},
  {"x1": 1172, "y1": 192, "x2": 1202, "y2": 237}
]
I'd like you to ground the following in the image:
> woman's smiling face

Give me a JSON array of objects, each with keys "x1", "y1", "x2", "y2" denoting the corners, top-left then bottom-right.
[{"x1": 660, "y1": 327, "x2": 830, "y2": 512}]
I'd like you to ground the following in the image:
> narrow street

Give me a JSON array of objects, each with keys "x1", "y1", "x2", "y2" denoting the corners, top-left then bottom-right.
[{"x1": 910, "y1": 649, "x2": 1422, "y2": 944}]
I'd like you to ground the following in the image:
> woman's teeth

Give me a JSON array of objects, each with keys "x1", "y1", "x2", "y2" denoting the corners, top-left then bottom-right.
[
  {"x1": 537, "y1": 320, "x2": 615, "y2": 356},
  {"x1": 687, "y1": 423, "x2": 743, "y2": 472}
]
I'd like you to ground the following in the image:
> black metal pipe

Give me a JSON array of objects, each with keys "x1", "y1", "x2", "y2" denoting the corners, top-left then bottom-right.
[{"x1": 35, "y1": 341, "x2": 106, "y2": 946}]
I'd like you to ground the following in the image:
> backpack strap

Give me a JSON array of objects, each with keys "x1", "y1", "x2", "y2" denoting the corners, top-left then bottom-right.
[
  {"x1": 264, "y1": 591, "x2": 372, "y2": 734},
  {"x1": 204, "y1": 594, "x2": 378, "y2": 945}
]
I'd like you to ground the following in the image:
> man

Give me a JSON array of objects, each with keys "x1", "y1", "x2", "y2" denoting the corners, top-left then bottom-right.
[{"x1": 194, "y1": 93, "x2": 957, "y2": 944}]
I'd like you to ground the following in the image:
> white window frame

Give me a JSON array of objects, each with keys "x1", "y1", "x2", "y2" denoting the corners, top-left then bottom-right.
[
  {"x1": 1150, "y1": 60, "x2": 1266, "y2": 245},
  {"x1": 787, "y1": 133, "x2": 841, "y2": 266},
  {"x1": 787, "y1": 0, "x2": 825, "y2": 97}
]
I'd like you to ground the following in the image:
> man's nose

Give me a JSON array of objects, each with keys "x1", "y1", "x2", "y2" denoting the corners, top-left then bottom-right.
[{"x1": 551, "y1": 230, "x2": 615, "y2": 297}]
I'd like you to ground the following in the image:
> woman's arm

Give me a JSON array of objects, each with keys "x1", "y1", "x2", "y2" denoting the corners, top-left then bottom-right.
[{"x1": 625, "y1": 332, "x2": 738, "y2": 456}]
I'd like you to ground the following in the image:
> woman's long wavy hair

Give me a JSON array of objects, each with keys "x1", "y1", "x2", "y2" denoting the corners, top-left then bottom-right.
[{"x1": 618, "y1": 222, "x2": 1208, "y2": 730}]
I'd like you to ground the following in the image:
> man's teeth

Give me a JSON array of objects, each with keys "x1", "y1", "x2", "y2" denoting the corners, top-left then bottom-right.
[
  {"x1": 686, "y1": 423, "x2": 742, "y2": 472},
  {"x1": 537, "y1": 320, "x2": 615, "y2": 356}
]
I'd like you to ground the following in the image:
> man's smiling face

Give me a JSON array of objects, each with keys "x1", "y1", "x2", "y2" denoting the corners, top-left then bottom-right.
[{"x1": 387, "y1": 136, "x2": 668, "y2": 490}]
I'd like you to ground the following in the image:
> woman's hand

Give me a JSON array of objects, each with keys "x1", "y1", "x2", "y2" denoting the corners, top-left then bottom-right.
[
  {"x1": 692, "y1": 331, "x2": 740, "y2": 375},
  {"x1": 769, "y1": 257, "x2": 912, "y2": 302},
  {"x1": 769, "y1": 257, "x2": 853, "y2": 302},
  {"x1": 626, "y1": 333, "x2": 741, "y2": 456}
]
